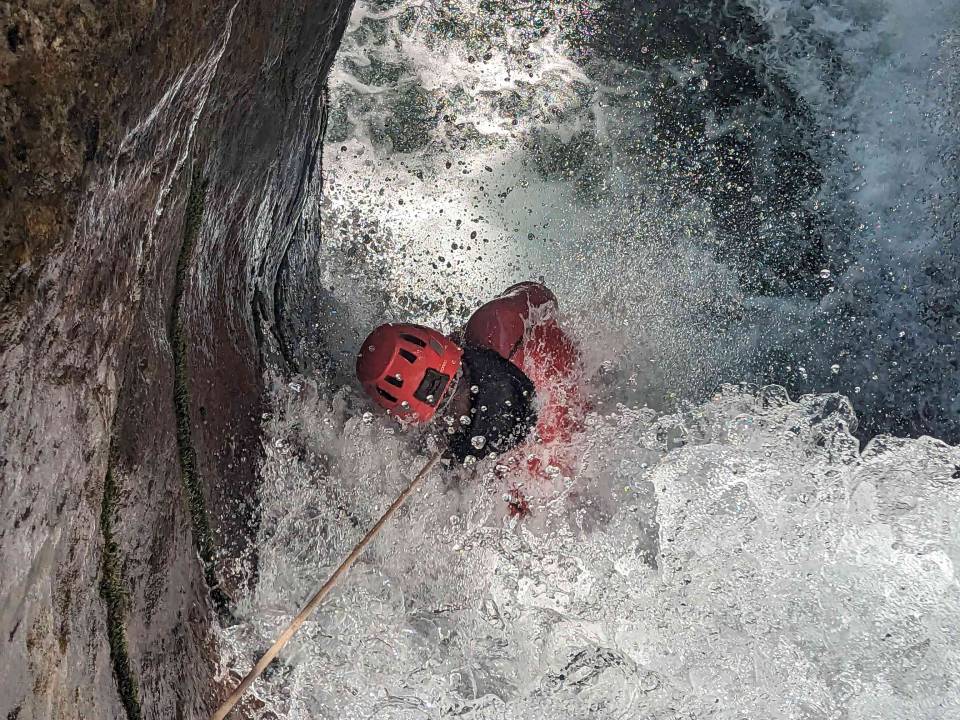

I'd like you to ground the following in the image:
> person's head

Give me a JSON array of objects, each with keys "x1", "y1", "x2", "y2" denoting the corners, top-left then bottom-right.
[{"x1": 356, "y1": 323, "x2": 462, "y2": 423}]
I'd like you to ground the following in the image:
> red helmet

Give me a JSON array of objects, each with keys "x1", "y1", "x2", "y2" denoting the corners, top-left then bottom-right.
[{"x1": 356, "y1": 323, "x2": 463, "y2": 423}]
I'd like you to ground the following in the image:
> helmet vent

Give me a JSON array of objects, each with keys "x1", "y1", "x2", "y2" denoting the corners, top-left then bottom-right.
[
  {"x1": 385, "y1": 375, "x2": 403, "y2": 388},
  {"x1": 398, "y1": 348, "x2": 417, "y2": 363},
  {"x1": 414, "y1": 368, "x2": 449, "y2": 406},
  {"x1": 401, "y1": 333, "x2": 427, "y2": 348},
  {"x1": 377, "y1": 387, "x2": 398, "y2": 403}
]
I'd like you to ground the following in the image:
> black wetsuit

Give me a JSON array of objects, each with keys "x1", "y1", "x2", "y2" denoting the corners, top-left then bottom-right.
[{"x1": 447, "y1": 346, "x2": 538, "y2": 463}]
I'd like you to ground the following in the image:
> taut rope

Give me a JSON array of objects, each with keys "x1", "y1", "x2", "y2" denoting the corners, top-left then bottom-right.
[{"x1": 211, "y1": 449, "x2": 444, "y2": 720}]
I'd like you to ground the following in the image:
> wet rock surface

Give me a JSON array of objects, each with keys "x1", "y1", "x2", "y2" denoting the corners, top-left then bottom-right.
[{"x1": 0, "y1": 0, "x2": 352, "y2": 717}]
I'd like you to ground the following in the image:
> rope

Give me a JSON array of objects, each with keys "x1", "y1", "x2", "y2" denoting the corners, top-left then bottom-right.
[{"x1": 211, "y1": 449, "x2": 445, "y2": 720}]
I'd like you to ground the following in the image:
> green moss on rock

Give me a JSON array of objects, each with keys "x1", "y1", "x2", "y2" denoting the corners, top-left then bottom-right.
[
  {"x1": 99, "y1": 464, "x2": 142, "y2": 720},
  {"x1": 170, "y1": 165, "x2": 233, "y2": 618}
]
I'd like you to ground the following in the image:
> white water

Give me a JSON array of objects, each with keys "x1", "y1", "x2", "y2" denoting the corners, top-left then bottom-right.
[
  {"x1": 221, "y1": 383, "x2": 960, "y2": 718},
  {"x1": 218, "y1": 0, "x2": 960, "y2": 717}
]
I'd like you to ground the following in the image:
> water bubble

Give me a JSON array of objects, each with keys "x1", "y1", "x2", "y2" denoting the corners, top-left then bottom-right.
[
  {"x1": 362, "y1": 411, "x2": 373, "y2": 424},
  {"x1": 639, "y1": 672, "x2": 662, "y2": 693},
  {"x1": 470, "y1": 385, "x2": 479, "y2": 394},
  {"x1": 641, "y1": 46, "x2": 648, "y2": 54},
  {"x1": 463, "y1": 455, "x2": 477, "y2": 466},
  {"x1": 830, "y1": 364, "x2": 840, "y2": 374},
  {"x1": 288, "y1": 382, "x2": 302, "y2": 393},
  {"x1": 368, "y1": 345, "x2": 375, "y2": 352},
  {"x1": 471, "y1": 435, "x2": 486, "y2": 450},
  {"x1": 819, "y1": 268, "x2": 831, "y2": 279},
  {"x1": 480, "y1": 405, "x2": 488, "y2": 412},
  {"x1": 459, "y1": 415, "x2": 472, "y2": 425},
  {"x1": 401, "y1": 400, "x2": 411, "y2": 409},
  {"x1": 395, "y1": 373, "x2": 403, "y2": 380},
  {"x1": 426, "y1": 394, "x2": 435, "y2": 403}
]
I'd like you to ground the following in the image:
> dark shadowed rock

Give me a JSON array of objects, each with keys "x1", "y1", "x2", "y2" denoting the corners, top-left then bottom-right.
[{"x1": 0, "y1": 0, "x2": 352, "y2": 717}]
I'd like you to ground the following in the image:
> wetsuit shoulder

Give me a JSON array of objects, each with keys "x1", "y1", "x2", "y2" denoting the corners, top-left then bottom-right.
[{"x1": 447, "y1": 346, "x2": 537, "y2": 463}]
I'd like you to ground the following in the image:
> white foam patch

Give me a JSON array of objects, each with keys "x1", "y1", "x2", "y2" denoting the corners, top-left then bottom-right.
[{"x1": 218, "y1": 384, "x2": 960, "y2": 718}]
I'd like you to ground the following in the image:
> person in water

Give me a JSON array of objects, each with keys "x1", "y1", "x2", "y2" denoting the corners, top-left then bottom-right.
[{"x1": 355, "y1": 282, "x2": 587, "y2": 510}]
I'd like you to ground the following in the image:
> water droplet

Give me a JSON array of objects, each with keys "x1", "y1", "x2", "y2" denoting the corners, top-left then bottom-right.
[
  {"x1": 459, "y1": 415, "x2": 471, "y2": 425},
  {"x1": 426, "y1": 394, "x2": 435, "y2": 403},
  {"x1": 470, "y1": 385, "x2": 479, "y2": 394},
  {"x1": 471, "y1": 435, "x2": 486, "y2": 450},
  {"x1": 819, "y1": 268, "x2": 831, "y2": 279},
  {"x1": 401, "y1": 400, "x2": 410, "y2": 409},
  {"x1": 830, "y1": 364, "x2": 840, "y2": 374},
  {"x1": 464, "y1": 455, "x2": 477, "y2": 466},
  {"x1": 362, "y1": 411, "x2": 373, "y2": 424},
  {"x1": 368, "y1": 345, "x2": 375, "y2": 352},
  {"x1": 641, "y1": 46, "x2": 648, "y2": 54},
  {"x1": 288, "y1": 382, "x2": 302, "y2": 393},
  {"x1": 395, "y1": 373, "x2": 403, "y2": 380}
]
